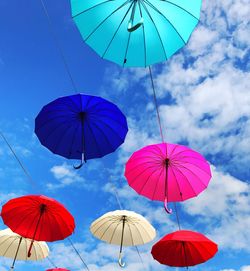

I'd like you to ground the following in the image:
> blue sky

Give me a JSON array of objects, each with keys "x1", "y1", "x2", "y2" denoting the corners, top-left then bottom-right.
[{"x1": 0, "y1": 0, "x2": 249, "y2": 271}]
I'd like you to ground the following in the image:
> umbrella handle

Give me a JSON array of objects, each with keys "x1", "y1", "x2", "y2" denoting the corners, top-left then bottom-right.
[
  {"x1": 164, "y1": 198, "x2": 172, "y2": 214},
  {"x1": 127, "y1": 18, "x2": 144, "y2": 32},
  {"x1": 73, "y1": 161, "x2": 84, "y2": 169},
  {"x1": 118, "y1": 252, "x2": 125, "y2": 268},
  {"x1": 73, "y1": 153, "x2": 86, "y2": 169}
]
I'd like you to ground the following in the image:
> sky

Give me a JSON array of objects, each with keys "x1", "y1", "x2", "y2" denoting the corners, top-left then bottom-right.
[{"x1": 0, "y1": 0, "x2": 249, "y2": 271}]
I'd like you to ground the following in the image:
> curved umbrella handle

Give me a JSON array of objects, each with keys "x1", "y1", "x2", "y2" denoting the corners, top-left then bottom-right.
[
  {"x1": 73, "y1": 153, "x2": 86, "y2": 169},
  {"x1": 164, "y1": 198, "x2": 172, "y2": 214},
  {"x1": 73, "y1": 161, "x2": 84, "y2": 169},
  {"x1": 127, "y1": 18, "x2": 144, "y2": 32},
  {"x1": 118, "y1": 252, "x2": 126, "y2": 268}
]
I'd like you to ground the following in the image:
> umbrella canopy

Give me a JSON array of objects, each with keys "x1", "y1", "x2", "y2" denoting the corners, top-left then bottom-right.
[
  {"x1": 0, "y1": 228, "x2": 49, "y2": 261},
  {"x1": 151, "y1": 230, "x2": 218, "y2": 267},
  {"x1": 90, "y1": 210, "x2": 156, "y2": 267},
  {"x1": 125, "y1": 143, "x2": 211, "y2": 213},
  {"x1": 71, "y1": 0, "x2": 202, "y2": 67},
  {"x1": 1, "y1": 195, "x2": 75, "y2": 256},
  {"x1": 0, "y1": 228, "x2": 49, "y2": 270},
  {"x1": 35, "y1": 93, "x2": 128, "y2": 168}
]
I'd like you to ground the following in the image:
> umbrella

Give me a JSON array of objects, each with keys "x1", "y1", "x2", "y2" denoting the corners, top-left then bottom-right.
[
  {"x1": 0, "y1": 228, "x2": 49, "y2": 270},
  {"x1": 1, "y1": 195, "x2": 75, "y2": 257},
  {"x1": 46, "y1": 269, "x2": 70, "y2": 271},
  {"x1": 90, "y1": 210, "x2": 156, "y2": 267},
  {"x1": 35, "y1": 93, "x2": 128, "y2": 169},
  {"x1": 151, "y1": 230, "x2": 218, "y2": 267},
  {"x1": 71, "y1": 0, "x2": 202, "y2": 67},
  {"x1": 124, "y1": 142, "x2": 211, "y2": 213}
]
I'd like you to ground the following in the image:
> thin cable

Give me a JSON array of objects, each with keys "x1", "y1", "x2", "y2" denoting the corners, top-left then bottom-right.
[
  {"x1": 135, "y1": 246, "x2": 145, "y2": 269},
  {"x1": 111, "y1": 184, "x2": 123, "y2": 210},
  {"x1": 0, "y1": 131, "x2": 39, "y2": 192},
  {"x1": 68, "y1": 237, "x2": 90, "y2": 271},
  {"x1": 47, "y1": 256, "x2": 57, "y2": 268},
  {"x1": 39, "y1": 0, "x2": 78, "y2": 94},
  {"x1": 148, "y1": 66, "x2": 164, "y2": 142},
  {"x1": 174, "y1": 202, "x2": 181, "y2": 230}
]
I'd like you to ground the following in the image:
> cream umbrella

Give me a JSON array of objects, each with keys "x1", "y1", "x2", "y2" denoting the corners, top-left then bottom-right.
[
  {"x1": 90, "y1": 210, "x2": 156, "y2": 267},
  {"x1": 0, "y1": 228, "x2": 49, "y2": 270}
]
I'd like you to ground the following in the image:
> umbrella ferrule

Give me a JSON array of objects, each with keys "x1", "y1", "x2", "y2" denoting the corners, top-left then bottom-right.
[{"x1": 40, "y1": 203, "x2": 47, "y2": 213}]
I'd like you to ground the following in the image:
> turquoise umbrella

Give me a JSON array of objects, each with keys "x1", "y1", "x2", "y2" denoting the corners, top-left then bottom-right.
[{"x1": 71, "y1": 0, "x2": 202, "y2": 67}]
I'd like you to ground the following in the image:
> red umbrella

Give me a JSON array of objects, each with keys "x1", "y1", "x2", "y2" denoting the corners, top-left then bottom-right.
[
  {"x1": 46, "y1": 269, "x2": 70, "y2": 271},
  {"x1": 151, "y1": 230, "x2": 218, "y2": 267},
  {"x1": 1, "y1": 195, "x2": 75, "y2": 256}
]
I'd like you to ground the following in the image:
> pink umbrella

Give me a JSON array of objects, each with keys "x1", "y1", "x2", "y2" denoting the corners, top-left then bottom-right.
[{"x1": 125, "y1": 143, "x2": 211, "y2": 213}]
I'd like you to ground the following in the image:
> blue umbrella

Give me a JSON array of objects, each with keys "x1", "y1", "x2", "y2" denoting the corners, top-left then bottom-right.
[
  {"x1": 35, "y1": 94, "x2": 128, "y2": 168},
  {"x1": 71, "y1": 0, "x2": 202, "y2": 67}
]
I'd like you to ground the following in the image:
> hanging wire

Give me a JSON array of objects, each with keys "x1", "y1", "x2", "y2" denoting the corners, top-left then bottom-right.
[
  {"x1": 47, "y1": 256, "x2": 57, "y2": 268},
  {"x1": 148, "y1": 68, "x2": 184, "y2": 231},
  {"x1": 68, "y1": 238, "x2": 90, "y2": 271},
  {"x1": 0, "y1": 131, "x2": 39, "y2": 192},
  {"x1": 111, "y1": 184, "x2": 123, "y2": 210},
  {"x1": 148, "y1": 66, "x2": 164, "y2": 142},
  {"x1": 39, "y1": 0, "x2": 78, "y2": 94},
  {"x1": 173, "y1": 202, "x2": 181, "y2": 230}
]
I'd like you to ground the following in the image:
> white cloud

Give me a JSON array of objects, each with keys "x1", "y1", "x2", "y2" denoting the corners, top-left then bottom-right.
[{"x1": 48, "y1": 163, "x2": 87, "y2": 190}]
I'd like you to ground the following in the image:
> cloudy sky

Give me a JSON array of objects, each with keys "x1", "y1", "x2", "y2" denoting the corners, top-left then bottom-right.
[{"x1": 0, "y1": 0, "x2": 249, "y2": 271}]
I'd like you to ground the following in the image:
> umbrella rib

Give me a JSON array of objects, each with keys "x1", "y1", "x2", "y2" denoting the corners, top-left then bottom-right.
[
  {"x1": 101, "y1": 220, "x2": 121, "y2": 243},
  {"x1": 143, "y1": 0, "x2": 186, "y2": 45},
  {"x1": 66, "y1": 95, "x2": 82, "y2": 112},
  {"x1": 81, "y1": 95, "x2": 95, "y2": 112},
  {"x1": 167, "y1": 144, "x2": 179, "y2": 158},
  {"x1": 130, "y1": 223, "x2": 147, "y2": 245},
  {"x1": 175, "y1": 163, "x2": 209, "y2": 188},
  {"x1": 159, "y1": 0, "x2": 199, "y2": 21},
  {"x1": 52, "y1": 122, "x2": 78, "y2": 154},
  {"x1": 174, "y1": 160, "x2": 211, "y2": 177},
  {"x1": 138, "y1": 1, "x2": 147, "y2": 67},
  {"x1": 138, "y1": 167, "x2": 162, "y2": 195},
  {"x1": 85, "y1": 0, "x2": 131, "y2": 41},
  {"x1": 127, "y1": 156, "x2": 162, "y2": 165},
  {"x1": 122, "y1": 24, "x2": 132, "y2": 66},
  {"x1": 170, "y1": 149, "x2": 206, "y2": 162},
  {"x1": 90, "y1": 117, "x2": 126, "y2": 142},
  {"x1": 140, "y1": 1, "x2": 168, "y2": 60},
  {"x1": 128, "y1": 164, "x2": 162, "y2": 186},
  {"x1": 67, "y1": 121, "x2": 81, "y2": 158},
  {"x1": 127, "y1": 160, "x2": 162, "y2": 173},
  {"x1": 191, "y1": 241, "x2": 217, "y2": 258},
  {"x1": 169, "y1": 165, "x2": 184, "y2": 201},
  {"x1": 126, "y1": 222, "x2": 135, "y2": 246},
  {"x1": 152, "y1": 164, "x2": 165, "y2": 200},
  {"x1": 89, "y1": 111, "x2": 127, "y2": 132},
  {"x1": 102, "y1": 1, "x2": 134, "y2": 58},
  {"x1": 38, "y1": 105, "x2": 78, "y2": 116},
  {"x1": 84, "y1": 120, "x2": 104, "y2": 157},
  {"x1": 110, "y1": 219, "x2": 126, "y2": 244},
  {"x1": 1, "y1": 237, "x2": 17, "y2": 257},
  {"x1": 153, "y1": 144, "x2": 168, "y2": 159},
  {"x1": 72, "y1": 0, "x2": 115, "y2": 18},
  {"x1": 171, "y1": 165, "x2": 199, "y2": 198},
  {"x1": 36, "y1": 115, "x2": 76, "y2": 135}
]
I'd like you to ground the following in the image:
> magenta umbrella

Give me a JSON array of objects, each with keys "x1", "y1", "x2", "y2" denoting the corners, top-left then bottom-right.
[{"x1": 125, "y1": 143, "x2": 211, "y2": 213}]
